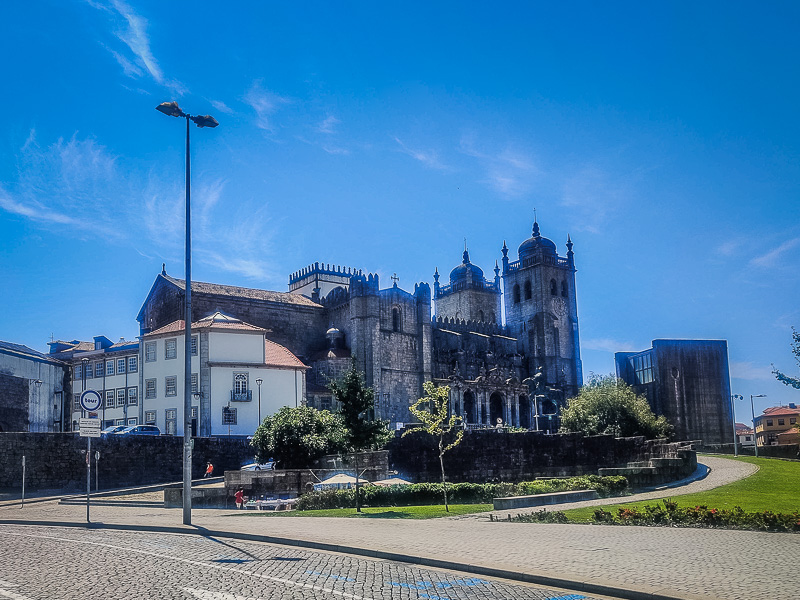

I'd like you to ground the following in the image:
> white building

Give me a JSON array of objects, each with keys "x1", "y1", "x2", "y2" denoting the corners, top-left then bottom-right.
[
  {"x1": 60, "y1": 336, "x2": 141, "y2": 431},
  {"x1": 140, "y1": 312, "x2": 307, "y2": 437},
  {"x1": 735, "y1": 422, "x2": 755, "y2": 447}
]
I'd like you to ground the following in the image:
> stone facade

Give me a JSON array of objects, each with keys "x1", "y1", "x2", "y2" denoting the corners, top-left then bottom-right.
[{"x1": 615, "y1": 339, "x2": 734, "y2": 445}]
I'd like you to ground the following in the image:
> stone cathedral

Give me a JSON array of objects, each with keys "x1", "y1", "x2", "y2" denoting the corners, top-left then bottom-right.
[{"x1": 138, "y1": 218, "x2": 583, "y2": 430}]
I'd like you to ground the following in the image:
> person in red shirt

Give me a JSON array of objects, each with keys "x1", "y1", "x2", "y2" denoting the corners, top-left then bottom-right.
[
  {"x1": 204, "y1": 462, "x2": 214, "y2": 478},
  {"x1": 234, "y1": 488, "x2": 245, "y2": 509}
]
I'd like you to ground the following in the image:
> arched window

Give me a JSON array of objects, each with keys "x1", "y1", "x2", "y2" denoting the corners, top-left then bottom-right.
[
  {"x1": 392, "y1": 308, "x2": 401, "y2": 332},
  {"x1": 478, "y1": 310, "x2": 484, "y2": 322},
  {"x1": 550, "y1": 279, "x2": 557, "y2": 295},
  {"x1": 561, "y1": 280, "x2": 568, "y2": 297},
  {"x1": 524, "y1": 280, "x2": 532, "y2": 300},
  {"x1": 513, "y1": 284, "x2": 521, "y2": 304}
]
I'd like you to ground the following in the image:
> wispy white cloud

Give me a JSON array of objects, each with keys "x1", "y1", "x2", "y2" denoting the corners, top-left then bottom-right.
[
  {"x1": 459, "y1": 134, "x2": 537, "y2": 197},
  {"x1": 730, "y1": 361, "x2": 774, "y2": 381},
  {"x1": 209, "y1": 100, "x2": 234, "y2": 115},
  {"x1": 560, "y1": 166, "x2": 628, "y2": 234},
  {"x1": 750, "y1": 237, "x2": 800, "y2": 268},
  {"x1": 89, "y1": 0, "x2": 186, "y2": 94},
  {"x1": 581, "y1": 338, "x2": 638, "y2": 353},
  {"x1": 243, "y1": 81, "x2": 290, "y2": 131},
  {"x1": 1, "y1": 130, "x2": 278, "y2": 283},
  {"x1": 715, "y1": 240, "x2": 741, "y2": 257},
  {"x1": 317, "y1": 115, "x2": 340, "y2": 134},
  {"x1": 394, "y1": 137, "x2": 449, "y2": 171}
]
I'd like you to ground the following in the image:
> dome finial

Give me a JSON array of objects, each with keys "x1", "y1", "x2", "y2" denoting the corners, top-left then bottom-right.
[
  {"x1": 462, "y1": 238, "x2": 470, "y2": 264},
  {"x1": 532, "y1": 207, "x2": 540, "y2": 237}
]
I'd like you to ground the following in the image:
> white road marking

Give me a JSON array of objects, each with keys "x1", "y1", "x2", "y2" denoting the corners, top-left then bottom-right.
[
  {"x1": 183, "y1": 588, "x2": 260, "y2": 600},
  {"x1": 3, "y1": 529, "x2": 373, "y2": 600},
  {"x1": 0, "y1": 582, "x2": 19, "y2": 588}
]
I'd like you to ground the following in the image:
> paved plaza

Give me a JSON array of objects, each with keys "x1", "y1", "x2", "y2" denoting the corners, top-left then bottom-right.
[{"x1": 0, "y1": 457, "x2": 796, "y2": 600}]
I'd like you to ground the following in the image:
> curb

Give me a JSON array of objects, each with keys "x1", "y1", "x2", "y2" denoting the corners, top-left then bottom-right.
[{"x1": 0, "y1": 519, "x2": 688, "y2": 600}]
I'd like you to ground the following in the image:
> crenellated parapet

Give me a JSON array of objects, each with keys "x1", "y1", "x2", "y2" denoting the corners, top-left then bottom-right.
[
  {"x1": 432, "y1": 316, "x2": 509, "y2": 337},
  {"x1": 289, "y1": 263, "x2": 364, "y2": 287},
  {"x1": 414, "y1": 281, "x2": 431, "y2": 303},
  {"x1": 349, "y1": 272, "x2": 380, "y2": 297}
]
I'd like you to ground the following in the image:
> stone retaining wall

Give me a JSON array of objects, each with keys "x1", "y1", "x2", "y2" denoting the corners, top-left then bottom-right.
[
  {"x1": 0, "y1": 433, "x2": 257, "y2": 492},
  {"x1": 388, "y1": 430, "x2": 694, "y2": 483}
]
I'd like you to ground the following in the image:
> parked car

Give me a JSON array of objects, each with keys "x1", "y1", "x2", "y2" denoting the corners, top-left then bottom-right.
[
  {"x1": 100, "y1": 425, "x2": 128, "y2": 438},
  {"x1": 241, "y1": 461, "x2": 275, "y2": 471},
  {"x1": 113, "y1": 425, "x2": 161, "y2": 436}
]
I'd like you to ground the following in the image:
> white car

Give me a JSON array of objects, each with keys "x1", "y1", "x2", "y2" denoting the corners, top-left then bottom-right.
[{"x1": 241, "y1": 461, "x2": 275, "y2": 471}]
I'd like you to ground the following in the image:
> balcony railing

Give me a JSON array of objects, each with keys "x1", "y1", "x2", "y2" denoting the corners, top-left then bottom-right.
[
  {"x1": 230, "y1": 390, "x2": 252, "y2": 402},
  {"x1": 505, "y1": 255, "x2": 570, "y2": 272}
]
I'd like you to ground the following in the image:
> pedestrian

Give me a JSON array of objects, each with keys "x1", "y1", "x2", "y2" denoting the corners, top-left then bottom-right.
[
  {"x1": 234, "y1": 488, "x2": 245, "y2": 510},
  {"x1": 204, "y1": 462, "x2": 214, "y2": 478}
]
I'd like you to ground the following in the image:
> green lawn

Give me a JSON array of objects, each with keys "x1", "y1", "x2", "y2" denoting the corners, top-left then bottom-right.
[
  {"x1": 226, "y1": 503, "x2": 493, "y2": 519},
  {"x1": 564, "y1": 456, "x2": 800, "y2": 522}
]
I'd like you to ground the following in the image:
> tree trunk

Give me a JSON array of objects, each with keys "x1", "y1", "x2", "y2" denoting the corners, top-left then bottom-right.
[
  {"x1": 439, "y1": 437, "x2": 448, "y2": 512},
  {"x1": 354, "y1": 451, "x2": 361, "y2": 513}
]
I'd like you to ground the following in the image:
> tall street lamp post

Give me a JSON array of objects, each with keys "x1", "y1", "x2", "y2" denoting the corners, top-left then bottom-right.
[
  {"x1": 750, "y1": 394, "x2": 766, "y2": 458},
  {"x1": 731, "y1": 394, "x2": 743, "y2": 457},
  {"x1": 256, "y1": 378, "x2": 263, "y2": 426},
  {"x1": 156, "y1": 101, "x2": 218, "y2": 526}
]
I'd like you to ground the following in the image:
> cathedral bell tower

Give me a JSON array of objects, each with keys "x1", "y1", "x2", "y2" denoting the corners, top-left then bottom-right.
[{"x1": 502, "y1": 220, "x2": 583, "y2": 400}]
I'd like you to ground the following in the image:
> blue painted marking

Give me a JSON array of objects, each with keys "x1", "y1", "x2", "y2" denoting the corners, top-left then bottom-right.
[
  {"x1": 419, "y1": 594, "x2": 450, "y2": 600},
  {"x1": 389, "y1": 577, "x2": 491, "y2": 591},
  {"x1": 545, "y1": 595, "x2": 586, "y2": 600}
]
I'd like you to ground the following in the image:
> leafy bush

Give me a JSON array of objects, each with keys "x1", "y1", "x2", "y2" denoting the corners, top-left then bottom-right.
[
  {"x1": 501, "y1": 510, "x2": 569, "y2": 524},
  {"x1": 296, "y1": 476, "x2": 628, "y2": 510},
  {"x1": 590, "y1": 499, "x2": 800, "y2": 532}
]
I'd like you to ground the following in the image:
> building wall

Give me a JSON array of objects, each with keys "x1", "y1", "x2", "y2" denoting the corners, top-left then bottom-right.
[
  {"x1": 0, "y1": 349, "x2": 66, "y2": 432},
  {"x1": 616, "y1": 340, "x2": 734, "y2": 445},
  {"x1": 69, "y1": 351, "x2": 140, "y2": 430},
  {"x1": 435, "y1": 287, "x2": 501, "y2": 324},
  {"x1": 208, "y1": 331, "x2": 264, "y2": 363}
]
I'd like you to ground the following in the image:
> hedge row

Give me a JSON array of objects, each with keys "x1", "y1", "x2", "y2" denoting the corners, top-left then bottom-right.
[{"x1": 295, "y1": 475, "x2": 628, "y2": 510}]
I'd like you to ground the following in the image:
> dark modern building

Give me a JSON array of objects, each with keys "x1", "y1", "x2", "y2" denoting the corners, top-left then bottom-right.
[{"x1": 615, "y1": 339, "x2": 734, "y2": 444}]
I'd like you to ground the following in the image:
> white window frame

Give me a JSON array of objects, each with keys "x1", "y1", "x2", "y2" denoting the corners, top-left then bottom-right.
[
  {"x1": 128, "y1": 387, "x2": 138, "y2": 406},
  {"x1": 145, "y1": 341, "x2": 156, "y2": 363},
  {"x1": 145, "y1": 379, "x2": 157, "y2": 399},
  {"x1": 191, "y1": 335, "x2": 198, "y2": 356},
  {"x1": 191, "y1": 373, "x2": 199, "y2": 394},
  {"x1": 115, "y1": 418, "x2": 125, "y2": 426},
  {"x1": 145, "y1": 410, "x2": 157, "y2": 424},
  {"x1": 117, "y1": 358, "x2": 126, "y2": 374},
  {"x1": 165, "y1": 376, "x2": 177, "y2": 397},
  {"x1": 106, "y1": 360, "x2": 115, "y2": 376},
  {"x1": 165, "y1": 338, "x2": 177, "y2": 360},
  {"x1": 165, "y1": 408, "x2": 177, "y2": 435},
  {"x1": 127, "y1": 417, "x2": 138, "y2": 426},
  {"x1": 105, "y1": 390, "x2": 115, "y2": 409},
  {"x1": 128, "y1": 355, "x2": 138, "y2": 373},
  {"x1": 95, "y1": 362, "x2": 103, "y2": 378},
  {"x1": 116, "y1": 388, "x2": 126, "y2": 408}
]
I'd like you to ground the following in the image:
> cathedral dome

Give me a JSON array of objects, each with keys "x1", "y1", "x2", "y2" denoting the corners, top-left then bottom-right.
[
  {"x1": 450, "y1": 249, "x2": 484, "y2": 283},
  {"x1": 518, "y1": 221, "x2": 556, "y2": 260}
]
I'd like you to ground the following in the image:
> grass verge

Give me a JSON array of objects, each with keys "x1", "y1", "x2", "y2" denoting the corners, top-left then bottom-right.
[
  {"x1": 226, "y1": 503, "x2": 493, "y2": 519},
  {"x1": 564, "y1": 456, "x2": 800, "y2": 522}
]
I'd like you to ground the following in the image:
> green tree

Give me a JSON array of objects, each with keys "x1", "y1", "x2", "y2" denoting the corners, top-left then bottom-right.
[
  {"x1": 772, "y1": 327, "x2": 800, "y2": 390},
  {"x1": 328, "y1": 363, "x2": 391, "y2": 512},
  {"x1": 250, "y1": 406, "x2": 347, "y2": 469},
  {"x1": 404, "y1": 382, "x2": 464, "y2": 512},
  {"x1": 559, "y1": 374, "x2": 672, "y2": 439}
]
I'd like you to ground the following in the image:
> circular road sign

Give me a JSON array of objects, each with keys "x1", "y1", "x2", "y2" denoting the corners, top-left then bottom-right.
[{"x1": 79, "y1": 389, "x2": 103, "y2": 412}]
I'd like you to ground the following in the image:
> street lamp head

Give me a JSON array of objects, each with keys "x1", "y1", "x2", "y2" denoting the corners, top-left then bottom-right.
[
  {"x1": 189, "y1": 114, "x2": 219, "y2": 128},
  {"x1": 752, "y1": 394, "x2": 767, "y2": 398},
  {"x1": 256, "y1": 378, "x2": 263, "y2": 386},
  {"x1": 34, "y1": 380, "x2": 43, "y2": 387},
  {"x1": 156, "y1": 101, "x2": 185, "y2": 118}
]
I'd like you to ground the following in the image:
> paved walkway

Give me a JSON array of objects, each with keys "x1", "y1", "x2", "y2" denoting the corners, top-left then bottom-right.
[{"x1": 0, "y1": 457, "x2": 795, "y2": 600}]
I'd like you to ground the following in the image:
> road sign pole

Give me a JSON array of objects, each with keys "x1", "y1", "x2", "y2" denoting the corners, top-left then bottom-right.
[
  {"x1": 86, "y1": 436, "x2": 91, "y2": 523},
  {"x1": 21, "y1": 455, "x2": 25, "y2": 508}
]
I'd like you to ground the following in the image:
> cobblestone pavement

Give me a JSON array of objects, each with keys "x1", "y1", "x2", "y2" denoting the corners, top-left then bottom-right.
[
  {"x1": 0, "y1": 525, "x2": 599, "y2": 600},
  {"x1": 0, "y1": 457, "x2": 795, "y2": 600}
]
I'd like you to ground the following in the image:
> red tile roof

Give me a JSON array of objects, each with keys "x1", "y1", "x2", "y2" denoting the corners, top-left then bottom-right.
[
  {"x1": 761, "y1": 406, "x2": 800, "y2": 417},
  {"x1": 146, "y1": 312, "x2": 265, "y2": 337},
  {"x1": 264, "y1": 338, "x2": 307, "y2": 369}
]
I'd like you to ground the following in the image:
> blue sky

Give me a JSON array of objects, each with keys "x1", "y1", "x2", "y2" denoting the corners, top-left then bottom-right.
[{"x1": 2, "y1": 1, "x2": 799, "y2": 418}]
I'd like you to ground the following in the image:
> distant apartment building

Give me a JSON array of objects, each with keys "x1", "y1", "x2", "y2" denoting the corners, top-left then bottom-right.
[
  {"x1": 735, "y1": 422, "x2": 755, "y2": 447},
  {"x1": 615, "y1": 340, "x2": 733, "y2": 445},
  {"x1": 754, "y1": 404, "x2": 799, "y2": 446}
]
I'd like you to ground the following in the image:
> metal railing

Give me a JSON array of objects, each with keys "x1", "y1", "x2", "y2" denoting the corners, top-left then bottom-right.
[{"x1": 230, "y1": 390, "x2": 252, "y2": 402}]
